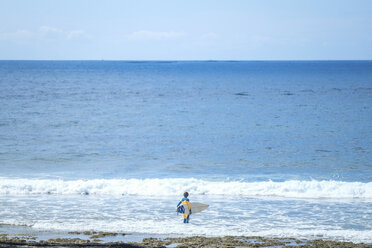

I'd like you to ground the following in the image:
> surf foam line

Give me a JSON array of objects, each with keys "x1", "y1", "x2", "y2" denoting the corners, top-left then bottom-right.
[{"x1": 0, "y1": 178, "x2": 371, "y2": 198}]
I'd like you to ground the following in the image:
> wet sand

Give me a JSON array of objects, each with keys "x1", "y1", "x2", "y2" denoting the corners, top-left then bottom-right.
[{"x1": 0, "y1": 231, "x2": 371, "y2": 248}]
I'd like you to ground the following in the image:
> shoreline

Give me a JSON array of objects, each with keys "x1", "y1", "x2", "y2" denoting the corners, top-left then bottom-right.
[{"x1": 0, "y1": 231, "x2": 371, "y2": 248}]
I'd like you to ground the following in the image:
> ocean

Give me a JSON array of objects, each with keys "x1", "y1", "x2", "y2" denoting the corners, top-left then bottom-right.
[{"x1": 0, "y1": 61, "x2": 371, "y2": 243}]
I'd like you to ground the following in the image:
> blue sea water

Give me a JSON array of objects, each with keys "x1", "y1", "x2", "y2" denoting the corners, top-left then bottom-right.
[{"x1": 0, "y1": 61, "x2": 371, "y2": 242}]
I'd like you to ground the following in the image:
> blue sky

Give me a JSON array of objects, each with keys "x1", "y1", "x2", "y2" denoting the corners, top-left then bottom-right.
[{"x1": 1, "y1": 0, "x2": 371, "y2": 60}]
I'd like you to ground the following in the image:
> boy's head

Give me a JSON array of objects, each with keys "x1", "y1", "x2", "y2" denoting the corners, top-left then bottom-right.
[{"x1": 183, "y1": 192, "x2": 189, "y2": 198}]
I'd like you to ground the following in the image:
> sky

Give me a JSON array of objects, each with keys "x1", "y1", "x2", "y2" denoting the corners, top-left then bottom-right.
[{"x1": 0, "y1": 0, "x2": 371, "y2": 60}]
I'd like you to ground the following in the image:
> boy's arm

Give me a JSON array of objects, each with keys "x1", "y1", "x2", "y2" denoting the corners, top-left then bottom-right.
[{"x1": 186, "y1": 201, "x2": 191, "y2": 214}]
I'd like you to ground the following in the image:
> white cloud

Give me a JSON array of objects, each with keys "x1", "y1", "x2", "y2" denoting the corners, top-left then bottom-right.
[
  {"x1": 0, "y1": 26, "x2": 88, "y2": 42},
  {"x1": 38, "y1": 26, "x2": 65, "y2": 39},
  {"x1": 39, "y1": 26, "x2": 63, "y2": 35},
  {"x1": 127, "y1": 30, "x2": 185, "y2": 41},
  {"x1": 0, "y1": 30, "x2": 34, "y2": 40}
]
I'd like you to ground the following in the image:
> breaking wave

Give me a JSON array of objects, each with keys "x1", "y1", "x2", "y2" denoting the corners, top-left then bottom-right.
[{"x1": 0, "y1": 178, "x2": 371, "y2": 198}]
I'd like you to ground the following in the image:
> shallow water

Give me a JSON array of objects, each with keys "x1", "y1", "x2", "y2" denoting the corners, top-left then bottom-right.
[{"x1": 0, "y1": 194, "x2": 371, "y2": 243}]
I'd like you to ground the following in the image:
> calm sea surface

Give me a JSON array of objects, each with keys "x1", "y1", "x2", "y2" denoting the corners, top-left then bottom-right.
[{"x1": 0, "y1": 61, "x2": 371, "y2": 242}]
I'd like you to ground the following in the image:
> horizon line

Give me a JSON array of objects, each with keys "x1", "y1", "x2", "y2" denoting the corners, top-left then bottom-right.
[{"x1": 1, "y1": 59, "x2": 372, "y2": 62}]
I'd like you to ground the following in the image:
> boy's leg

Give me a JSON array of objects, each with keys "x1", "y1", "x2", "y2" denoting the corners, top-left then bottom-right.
[{"x1": 182, "y1": 214, "x2": 189, "y2": 223}]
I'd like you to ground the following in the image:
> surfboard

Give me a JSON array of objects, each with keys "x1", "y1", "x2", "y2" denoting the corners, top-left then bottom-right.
[{"x1": 178, "y1": 202, "x2": 209, "y2": 215}]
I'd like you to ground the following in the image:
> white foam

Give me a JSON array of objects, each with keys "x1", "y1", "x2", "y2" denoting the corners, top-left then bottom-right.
[
  {"x1": 3, "y1": 219, "x2": 371, "y2": 244},
  {"x1": 0, "y1": 177, "x2": 371, "y2": 198}
]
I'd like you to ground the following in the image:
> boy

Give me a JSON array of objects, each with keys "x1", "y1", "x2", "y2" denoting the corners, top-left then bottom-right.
[{"x1": 176, "y1": 192, "x2": 192, "y2": 223}]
